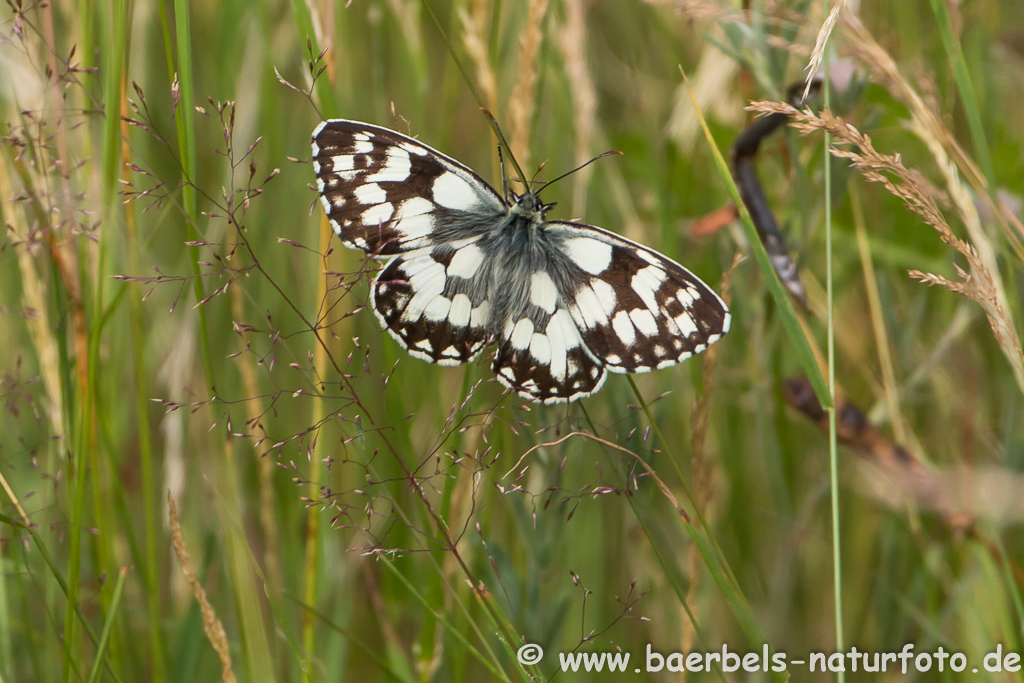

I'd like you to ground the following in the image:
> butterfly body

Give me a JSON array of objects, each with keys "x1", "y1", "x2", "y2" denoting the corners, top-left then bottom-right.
[{"x1": 312, "y1": 119, "x2": 730, "y2": 403}]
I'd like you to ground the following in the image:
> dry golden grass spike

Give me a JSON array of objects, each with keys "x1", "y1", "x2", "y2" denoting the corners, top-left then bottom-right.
[
  {"x1": 169, "y1": 493, "x2": 237, "y2": 683},
  {"x1": 558, "y1": 0, "x2": 598, "y2": 216},
  {"x1": 459, "y1": 0, "x2": 499, "y2": 116},
  {"x1": 802, "y1": 0, "x2": 846, "y2": 101},
  {"x1": 508, "y1": 0, "x2": 549, "y2": 174}
]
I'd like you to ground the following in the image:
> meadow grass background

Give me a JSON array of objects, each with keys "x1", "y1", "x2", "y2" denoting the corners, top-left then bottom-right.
[{"x1": 2, "y1": 0, "x2": 1024, "y2": 680}]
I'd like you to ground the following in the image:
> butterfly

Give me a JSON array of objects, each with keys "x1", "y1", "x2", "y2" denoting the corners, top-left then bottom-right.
[{"x1": 311, "y1": 119, "x2": 730, "y2": 404}]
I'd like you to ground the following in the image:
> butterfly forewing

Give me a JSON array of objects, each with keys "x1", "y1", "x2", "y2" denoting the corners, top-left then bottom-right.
[
  {"x1": 311, "y1": 119, "x2": 731, "y2": 403},
  {"x1": 312, "y1": 120, "x2": 505, "y2": 254}
]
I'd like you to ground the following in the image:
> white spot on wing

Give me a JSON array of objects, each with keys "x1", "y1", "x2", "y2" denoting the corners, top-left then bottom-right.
[
  {"x1": 529, "y1": 333, "x2": 551, "y2": 364},
  {"x1": 331, "y1": 154, "x2": 355, "y2": 172},
  {"x1": 362, "y1": 202, "x2": 393, "y2": 226},
  {"x1": 353, "y1": 139, "x2": 373, "y2": 154},
  {"x1": 510, "y1": 318, "x2": 534, "y2": 350},
  {"x1": 631, "y1": 266, "x2": 667, "y2": 312},
  {"x1": 563, "y1": 237, "x2": 613, "y2": 274},
  {"x1": 470, "y1": 301, "x2": 490, "y2": 328},
  {"x1": 674, "y1": 312, "x2": 697, "y2": 337},
  {"x1": 590, "y1": 279, "x2": 617, "y2": 315},
  {"x1": 401, "y1": 261, "x2": 446, "y2": 322},
  {"x1": 530, "y1": 271, "x2": 558, "y2": 314},
  {"x1": 402, "y1": 142, "x2": 427, "y2": 156},
  {"x1": 433, "y1": 172, "x2": 480, "y2": 210},
  {"x1": 637, "y1": 250, "x2": 661, "y2": 266},
  {"x1": 545, "y1": 309, "x2": 579, "y2": 381},
  {"x1": 447, "y1": 243, "x2": 484, "y2": 278},
  {"x1": 423, "y1": 295, "x2": 452, "y2": 322},
  {"x1": 571, "y1": 289, "x2": 602, "y2": 329},
  {"x1": 611, "y1": 310, "x2": 636, "y2": 346},
  {"x1": 676, "y1": 287, "x2": 696, "y2": 307},
  {"x1": 629, "y1": 308, "x2": 658, "y2": 336},
  {"x1": 570, "y1": 279, "x2": 618, "y2": 330},
  {"x1": 393, "y1": 197, "x2": 435, "y2": 243},
  {"x1": 366, "y1": 147, "x2": 412, "y2": 183},
  {"x1": 448, "y1": 294, "x2": 472, "y2": 326},
  {"x1": 354, "y1": 183, "x2": 386, "y2": 205},
  {"x1": 397, "y1": 250, "x2": 435, "y2": 277}
]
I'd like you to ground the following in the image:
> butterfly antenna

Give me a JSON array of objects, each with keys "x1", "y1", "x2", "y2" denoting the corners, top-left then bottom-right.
[
  {"x1": 530, "y1": 160, "x2": 548, "y2": 188},
  {"x1": 497, "y1": 144, "x2": 509, "y2": 202},
  {"x1": 481, "y1": 109, "x2": 530, "y2": 194},
  {"x1": 536, "y1": 150, "x2": 623, "y2": 194}
]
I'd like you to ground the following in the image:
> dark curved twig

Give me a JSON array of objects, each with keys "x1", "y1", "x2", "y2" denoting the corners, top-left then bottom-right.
[{"x1": 731, "y1": 81, "x2": 822, "y2": 308}]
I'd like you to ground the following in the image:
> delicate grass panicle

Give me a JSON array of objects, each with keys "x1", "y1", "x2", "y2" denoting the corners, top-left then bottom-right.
[{"x1": 2, "y1": 0, "x2": 1024, "y2": 681}]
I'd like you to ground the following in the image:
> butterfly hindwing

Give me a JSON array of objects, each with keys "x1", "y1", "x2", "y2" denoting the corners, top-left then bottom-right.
[
  {"x1": 491, "y1": 303, "x2": 607, "y2": 404},
  {"x1": 547, "y1": 221, "x2": 730, "y2": 374},
  {"x1": 372, "y1": 240, "x2": 493, "y2": 365},
  {"x1": 312, "y1": 120, "x2": 505, "y2": 255}
]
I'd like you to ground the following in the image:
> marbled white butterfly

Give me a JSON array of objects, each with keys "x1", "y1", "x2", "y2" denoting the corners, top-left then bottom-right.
[{"x1": 312, "y1": 119, "x2": 730, "y2": 403}]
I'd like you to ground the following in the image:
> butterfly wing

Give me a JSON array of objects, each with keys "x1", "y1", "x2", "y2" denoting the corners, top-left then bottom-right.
[
  {"x1": 545, "y1": 221, "x2": 730, "y2": 374},
  {"x1": 490, "y1": 302, "x2": 608, "y2": 404},
  {"x1": 489, "y1": 220, "x2": 730, "y2": 402},
  {"x1": 371, "y1": 241, "x2": 493, "y2": 365},
  {"x1": 312, "y1": 120, "x2": 506, "y2": 255}
]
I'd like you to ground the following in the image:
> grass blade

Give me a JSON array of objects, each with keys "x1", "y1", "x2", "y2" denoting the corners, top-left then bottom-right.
[{"x1": 86, "y1": 568, "x2": 128, "y2": 683}]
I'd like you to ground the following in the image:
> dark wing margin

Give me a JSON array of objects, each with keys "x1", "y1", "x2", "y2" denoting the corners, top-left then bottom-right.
[
  {"x1": 545, "y1": 221, "x2": 730, "y2": 375},
  {"x1": 311, "y1": 120, "x2": 505, "y2": 255}
]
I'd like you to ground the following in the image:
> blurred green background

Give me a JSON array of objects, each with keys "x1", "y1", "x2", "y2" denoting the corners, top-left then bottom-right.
[{"x1": 2, "y1": 0, "x2": 1024, "y2": 680}]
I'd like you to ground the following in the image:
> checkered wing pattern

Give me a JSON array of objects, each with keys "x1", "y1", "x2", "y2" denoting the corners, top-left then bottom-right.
[
  {"x1": 311, "y1": 120, "x2": 504, "y2": 255},
  {"x1": 312, "y1": 119, "x2": 731, "y2": 403},
  {"x1": 548, "y1": 221, "x2": 730, "y2": 374},
  {"x1": 488, "y1": 222, "x2": 730, "y2": 403},
  {"x1": 370, "y1": 242, "x2": 492, "y2": 366}
]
